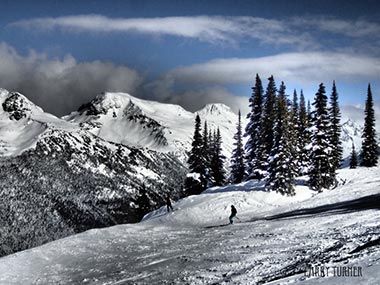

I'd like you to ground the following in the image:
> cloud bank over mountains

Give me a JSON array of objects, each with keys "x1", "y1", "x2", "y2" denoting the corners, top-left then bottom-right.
[
  {"x1": 2, "y1": 15, "x2": 380, "y2": 116},
  {"x1": 0, "y1": 43, "x2": 141, "y2": 116},
  {"x1": 1, "y1": 40, "x2": 379, "y2": 117}
]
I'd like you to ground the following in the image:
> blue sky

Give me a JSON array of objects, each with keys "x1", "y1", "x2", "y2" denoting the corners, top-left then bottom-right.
[{"x1": 0, "y1": 0, "x2": 379, "y2": 116}]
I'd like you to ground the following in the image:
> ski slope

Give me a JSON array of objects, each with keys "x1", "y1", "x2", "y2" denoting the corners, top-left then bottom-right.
[{"x1": 0, "y1": 166, "x2": 379, "y2": 284}]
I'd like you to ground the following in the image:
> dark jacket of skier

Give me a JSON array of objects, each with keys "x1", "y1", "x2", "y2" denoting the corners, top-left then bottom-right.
[
  {"x1": 166, "y1": 194, "x2": 174, "y2": 212},
  {"x1": 229, "y1": 205, "x2": 237, "y2": 224}
]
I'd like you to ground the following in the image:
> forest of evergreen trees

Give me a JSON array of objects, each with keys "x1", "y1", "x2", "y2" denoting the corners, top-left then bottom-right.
[{"x1": 186, "y1": 75, "x2": 378, "y2": 196}]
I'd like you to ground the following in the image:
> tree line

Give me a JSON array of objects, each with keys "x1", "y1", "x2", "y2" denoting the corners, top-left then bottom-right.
[{"x1": 186, "y1": 74, "x2": 378, "y2": 196}]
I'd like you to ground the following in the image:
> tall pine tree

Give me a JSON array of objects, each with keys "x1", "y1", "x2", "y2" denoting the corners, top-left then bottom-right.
[
  {"x1": 329, "y1": 81, "x2": 343, "y2": 171},
  {"x1": 202, "y1": 121, "x2": 212, "y2": 185},
  {"x1": 290, "y1": 89, "x2": 299, "y2": 174},
  {"x1": 309, "y1": 83, "x2": 336, "y2": 191},
  {"x1": 210, "y1": 128, "x2": 226, "y2": 186},
  {"x1": 188, "y1": 114, "x2": 204, "y2": 173},
  {"x1": 261, "y1": 75, "x2": 277, "y2": 177},
  {"x1": 185, "y1": 114, "x2": 207, "y2": 194},
  {"x1": 298, "y1": 90, "x2": 310, "y2": 174},
  {"x1": 360, "y1": 84, "x2": 378, "y2": 167},
  {"x1": 266, "y1": 82, "x2": 297, "y2": 195},
  {"x1": 349, "y1": 143, "x2": 358, "y2": 169},
  {"x1": 230, "y1": 110, "x2": 245, "y2": 183},
  {"x1": 244, "y1": 74, "x2": 265, "y2": 179},
  {"x1": 307, "y1": 100, "x2": 312, "y2": 125}
]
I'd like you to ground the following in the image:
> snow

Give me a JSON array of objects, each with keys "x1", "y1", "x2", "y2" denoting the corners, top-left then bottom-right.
[
  {"x1": 64, "y1": 92, "x2": 245, "y2": 162},
  {"x1": 1, "y1": 166, "x2": 379, "y2": 284},
  {"x1": 0, "y1": 89, "x2": 75, "y2": 156}
]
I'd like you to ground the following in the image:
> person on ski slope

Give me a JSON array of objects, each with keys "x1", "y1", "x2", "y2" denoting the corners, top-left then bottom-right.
[
  {"x1": 229, "y1": 205, "x2": 237, "y2": 224},
  {"x1": 166, "y1": 194, "x2": 174, "y2": 212}
]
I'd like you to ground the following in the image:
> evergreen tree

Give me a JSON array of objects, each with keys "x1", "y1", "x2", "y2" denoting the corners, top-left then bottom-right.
[
  {"x1": 185, "y1": 115, "x2": 207, "y2": 194},
  {"x1": 266, "y1": 82, "x2": 297, "y2": 195},
  {"x1": 202, "y1": 121, "x2": 209, "y2": 159},
  {"x1": 244, "y1": 74, "x2": 266, "y2": 179},
  {"x1": 187, "y1": 114, "x2": 204, "y2": 174},
  {"x1": 298, "y1": 90, "x2": 310, "y2": 174},
  {"x1": 307, "y1": 99, "x2": 312, "y2": 125},
  {"x1": 309, "y1": 83, "x2": 336, "y2": 191},
  {"x1": 290, "y1": 89, "x2": 299, "y2": 174},
  {"x1": 202, "y1": 121, "x2": 212, "y2": 184},
  {"x1": 349, "y1": 143, "x2": 358, "y2": 169},
  {"x1": 291, "y1": 89, "x2": 299, "y2": 126},
  {"x1": 210, "y1": 128, "x2": 226, "y2": 186},
  {"x1": 360, "y1": 84, "x2": 378, "y2": 167},
  {"x1": 261, "y1": 75, "x2": 277, "y2": 177},
  {"x1": 230, "y1": 110, "x2": 245, "y2": 183},
  {"x1": 329, "y1": 81, "x2": 343, "y2": 170}
]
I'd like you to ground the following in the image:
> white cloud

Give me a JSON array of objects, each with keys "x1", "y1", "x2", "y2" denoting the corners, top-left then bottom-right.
[
  {"x1": 11, "y1": 14, "x2": 380, "y2": 50},
  {"x1": 10, "y1": 15, "x2": 313, "y2": 47},
  {"x1": 0, "y1": 42, "x2": 142, "y2": 116},
  {"x1": 0, "y1": 42, "x2": 249, "y2": 117},
  {"x1": 167, "y1": 52, "x2": 380, "y2": 85}
]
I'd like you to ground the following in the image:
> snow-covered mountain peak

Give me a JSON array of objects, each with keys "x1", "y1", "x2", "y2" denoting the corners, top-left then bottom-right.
[
  {"x1": 76, "y1": 92, "x2": 137, "y2": 117},
  {"x1": 198, "y1": 103, "x2": 234, "y2": 117},
  {"x1": 1, "y1": 90, "x2": 44, "y2": 120},
  {"x1": 0, "y1": 90, "x2": 76, "y2": 156},
  {"x1": 64, "y1": 92, "x2": 195, "y2": 155}
]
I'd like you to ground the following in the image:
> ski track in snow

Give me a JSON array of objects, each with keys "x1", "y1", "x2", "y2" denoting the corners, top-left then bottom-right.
[{"x1": 0, "y1": 167, "x2": 380, "y2": 284}]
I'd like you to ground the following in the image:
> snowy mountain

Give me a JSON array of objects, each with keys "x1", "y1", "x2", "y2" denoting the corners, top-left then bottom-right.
[
  {"x1": 1, "y1": 88, "x2": 376, "y2": 163},
  {"x1": 64, "y1": 92, "x2": 194, "y2": 157},
  {"x1": 63, "y1": 92, "x2": 242, "y2": 162},
  {"x1": 1, "y1": 165, "x2": 379, "y2": 284},
  {"x1": 0, "y1": 89, "x2": 75, "y2": 156}
]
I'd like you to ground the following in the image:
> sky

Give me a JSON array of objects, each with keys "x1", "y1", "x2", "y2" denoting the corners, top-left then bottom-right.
[{"x1": 0, "y1": 0, "x2": 379, "y2": 116}]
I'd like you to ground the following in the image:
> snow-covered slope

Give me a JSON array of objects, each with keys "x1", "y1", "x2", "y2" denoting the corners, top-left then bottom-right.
[{"x1": 1, "y1": 166, "x2": 379, "y2": 284}]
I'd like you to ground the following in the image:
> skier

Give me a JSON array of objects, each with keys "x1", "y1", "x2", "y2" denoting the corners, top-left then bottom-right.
[
  {"x1": 229, "y1": 205, "x2": 237, "y2": 224},
  {"x1": 166, "y1": 194, "x2": 174, "y2": 212}
]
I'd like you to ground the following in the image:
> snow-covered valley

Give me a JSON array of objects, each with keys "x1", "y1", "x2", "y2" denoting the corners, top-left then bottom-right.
[{"x1": 1, "y1": 166, "x2": 379, "y2": 284}]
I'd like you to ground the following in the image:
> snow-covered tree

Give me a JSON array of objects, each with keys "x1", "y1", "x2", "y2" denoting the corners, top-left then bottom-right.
[
  {"x1": 307, "y1": 99, "x2": 312, "y2": 124},
  {"x1": 349, "y1": 143, "x2": 358, "y2": 169},
  {"x1": 290, "y1": 89, "x2": 299, "y2": 173},
  {"x1": 187, "y1": 114, "x2": 204, "y2": 174},
  {"x1": 186, "y1": 115, "x2": 207, "y2": 194},
  {"x1": 202, "y1": 121, "x2": 209, "y2": 161},
  {"x1": 298, "y1": 90, "x2": 310, "y2": 174},
  {"x1": 244, "y1": 74, "x2": 266, "y2": 179},
  {"x1": 309, "y1": 83, "x2": 336, "y2": 191},
  {"x1": 210, "y1": 128, "x2": 226, "y2": 186},
  {"x1": 260, "y1": 75, "x2": 277, "y2": 177},
  {"x1": 266, "y1": 82, "x2": 297, "y2": 196},
  {"x1": 360, "y1": 84, "x2": 378, "y2": 167},
  {"x1": 202, "y1": 121, "x2": 212, "y2": 184},
  {"x1": 230, "y1": 110, "x2": 245, "y2": 183},
  {"x1": 329, "y1": 81, "x2": 343, "y2": 170}
]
